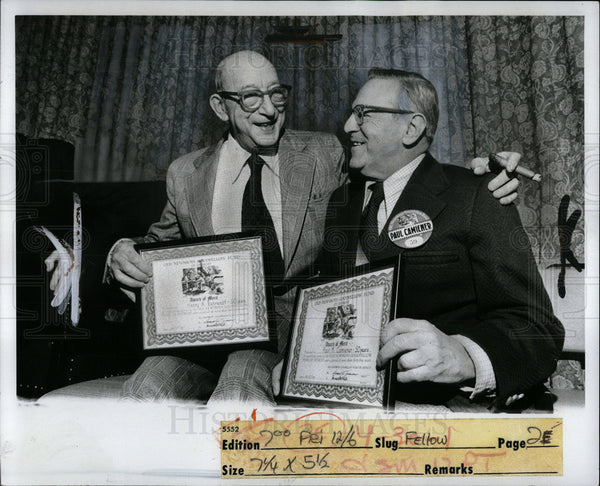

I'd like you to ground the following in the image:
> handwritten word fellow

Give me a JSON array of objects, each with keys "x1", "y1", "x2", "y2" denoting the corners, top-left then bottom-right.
[{"x1": 375, "y1": 431, "x2": 448, "y2": 450}]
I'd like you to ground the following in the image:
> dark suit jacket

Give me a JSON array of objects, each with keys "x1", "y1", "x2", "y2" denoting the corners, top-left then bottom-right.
[
  {"x1": 144, "y1": 129, "x2": 346, "y2": 353},
  {"x1": 317, "y1": 153, "x2": 564, "y2": 400}
]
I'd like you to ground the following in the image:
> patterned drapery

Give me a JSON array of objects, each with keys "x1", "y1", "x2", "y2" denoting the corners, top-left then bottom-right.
[
  {"x1": 467, "y1": 17, "x2": 584, "y2": 264},
  {"x1": 16, "y1": 16, "x2": 584, "y2": 266}
]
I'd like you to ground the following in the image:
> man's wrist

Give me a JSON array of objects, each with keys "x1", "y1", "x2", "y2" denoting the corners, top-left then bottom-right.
[
  {"x1": 103, "y1": 237, "x2": 135, "y2": 284},
  {"x1": 103, "y1": 237, "x2": 138, "y2": 303},
  {"x1": 452, "y1": 335, "x2": 496, "y2": 398}
]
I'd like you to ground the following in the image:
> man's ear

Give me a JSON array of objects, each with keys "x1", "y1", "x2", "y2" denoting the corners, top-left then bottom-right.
[
  {"x1": 209, "y1": 94, "x2": 230, "y2": 122},
  {"x1": 402, "y1": 113, "x2": 427, "y2": 145}
]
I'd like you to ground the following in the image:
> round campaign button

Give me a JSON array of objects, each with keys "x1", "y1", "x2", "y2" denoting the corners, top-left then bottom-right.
[{"x1": 387, "y1": 210, "x2": 433, "y2": 249}]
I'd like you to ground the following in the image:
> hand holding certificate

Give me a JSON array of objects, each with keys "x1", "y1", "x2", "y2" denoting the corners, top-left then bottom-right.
[
  {"x1": 281, "y1": 263, "x2": 398, "y2": 408},
  {"x1": 135, "y1": 234, "x2": 272, "y2": 350}
]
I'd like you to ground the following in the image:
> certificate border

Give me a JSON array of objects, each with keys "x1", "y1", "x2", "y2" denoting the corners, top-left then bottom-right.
[
  {"x1": 135, "y1": 233, "x2": 271, "y2": 349},
  {"x1": 281, "y1": 262, "x2": 398, "y2": 408}
]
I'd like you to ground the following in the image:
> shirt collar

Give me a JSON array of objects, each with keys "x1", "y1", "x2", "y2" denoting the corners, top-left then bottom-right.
[
  {"x1": 365, "y1": 153, "x2": 426, "y2": 198},
  {"x1": 382, "y1": 153, "x2": 425, "y2": 195},
  {"x1": 222, "y1": 134, "x2": 279, "y2": 184}
]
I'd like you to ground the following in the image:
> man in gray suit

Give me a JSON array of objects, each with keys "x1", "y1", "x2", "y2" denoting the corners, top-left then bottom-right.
[
  {"x1": 104, "y1": 50, "x2": 520, "y2": 404},
  {"x1": 107, "y1": 50, "x2": 345, "y2": 403}
]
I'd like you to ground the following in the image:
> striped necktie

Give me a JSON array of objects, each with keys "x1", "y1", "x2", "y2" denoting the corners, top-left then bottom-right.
[{"x1": 359, "y1": 182, "x2": 386, "y2": 262}]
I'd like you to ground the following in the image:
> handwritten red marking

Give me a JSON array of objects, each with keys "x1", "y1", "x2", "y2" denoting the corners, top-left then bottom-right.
[
  {"x1": 217, "y1": 409, "x2": 275, "y2": 449},
  {"x1": 355, "y1": 423, "x2": 374, "y2": 447},
  {"x1": 342, "y1": 453, "x2": 368, "y2": 472},
  {"x1": 375, "y1": 457, "x2": 417, "y2": 474},
  {"x1": 440, "y1": 456, "x2": 452, "y2": 467},
  {"x1": 463, "y1": 450, "x2": 506, "y2": 473},
  {"x1": 392, "y1": 425, "x2": 405, "y2": 444},
  {"x1": 314, "y1": 421, "x2": 332, "y2": 434},
  {"x1": 291, "y1": 412, "x2": 345, "y2": 423},
  {"x1": 235, "y1": 418, "x2": 276, "y2": 442},
  {"x1": 446, "y1": 425, "x2": 458, "y2": 448},
  {"x1": 281, "y1": 412, "x2": 345, "y2": 451}
]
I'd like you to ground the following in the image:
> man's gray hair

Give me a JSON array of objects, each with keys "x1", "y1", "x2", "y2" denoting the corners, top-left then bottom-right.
[
  {"x1": 368, "y1": 68, "x2": 439, "y2": 142},
  {"x1": 215, "y1": 63, "x2": 226, "y2": 92}
]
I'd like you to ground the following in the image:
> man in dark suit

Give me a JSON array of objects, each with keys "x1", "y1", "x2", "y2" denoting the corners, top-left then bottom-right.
[{"x1": 317, "y1": 68, "x2": 564, "y2": 407}]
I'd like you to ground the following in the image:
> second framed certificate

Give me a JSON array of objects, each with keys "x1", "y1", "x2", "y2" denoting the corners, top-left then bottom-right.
[
  {"x1": 281, "y1": 264, "x2": 397, "y2": 408},
  {"x1": 135, "y1": 234, "x2": 271, "y2": 350}
]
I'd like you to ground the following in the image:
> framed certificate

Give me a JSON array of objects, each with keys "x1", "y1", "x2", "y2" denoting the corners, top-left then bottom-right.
[
  {"x1": 135, "y1": 233, "x2": 271, "y2": 350},
  {"x1": 281, "y1": 263, "x2": 398, "y2": 408}
]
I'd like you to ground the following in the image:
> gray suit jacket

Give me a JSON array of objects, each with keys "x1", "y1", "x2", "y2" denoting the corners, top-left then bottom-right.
[{"x1": 144, "y1": 129, "x2": 346, "y2": 352}]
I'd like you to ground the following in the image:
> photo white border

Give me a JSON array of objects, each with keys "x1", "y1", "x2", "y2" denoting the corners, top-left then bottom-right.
[{"x1": 1, "y1": 2, "x2": 598, "y2": 485}]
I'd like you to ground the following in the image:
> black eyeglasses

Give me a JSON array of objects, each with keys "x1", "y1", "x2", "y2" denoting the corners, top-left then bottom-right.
[
  {"x1": 217, "y1": 85, "x2": 292, "y2": 112},
  {"x1": 351, "y1": 104, "x2": 414, "y2": 126}
]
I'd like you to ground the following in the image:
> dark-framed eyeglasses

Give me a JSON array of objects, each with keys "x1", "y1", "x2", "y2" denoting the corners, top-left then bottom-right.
[
  {"x1": 217, "y1": 84, "x2": 292, "y2": 112},
  {"x1": 351, "y1": 104, "x2": 414, "y2": 126}
]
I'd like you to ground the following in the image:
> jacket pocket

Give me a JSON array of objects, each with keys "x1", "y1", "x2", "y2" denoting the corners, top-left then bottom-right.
[{"x1": 402, "y1": 251, "x2": 460, "y2": 266}]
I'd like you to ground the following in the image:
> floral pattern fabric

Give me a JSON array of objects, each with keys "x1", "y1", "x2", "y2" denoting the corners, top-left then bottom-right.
[
  {"x1": 16, "y1": 15, "x2": 584, "y2": 268},
  {"x1": 467, "y1": 16, "x2": 584, "y2": 266}
]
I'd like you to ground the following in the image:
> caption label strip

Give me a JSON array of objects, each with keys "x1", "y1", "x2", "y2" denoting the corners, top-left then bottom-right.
[{"x1": 221, "y1": 417, "x2": 562, "y2": 478}]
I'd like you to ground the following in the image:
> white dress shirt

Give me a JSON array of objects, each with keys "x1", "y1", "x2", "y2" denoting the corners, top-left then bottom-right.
[
  {"x1": 105, "y1": 135, "x2": 284, "y2": 301},
  {"x1": 355, "y1": 154, "x2": 496, "y2": 398},
  {"x1": 211, "y1": 135, "x2": 284, "y2": 253}
]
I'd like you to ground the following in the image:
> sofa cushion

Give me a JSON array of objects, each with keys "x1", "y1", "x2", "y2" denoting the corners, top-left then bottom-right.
[{"x1": 39, "y1": 375, "x2": 130, "y2": 401}]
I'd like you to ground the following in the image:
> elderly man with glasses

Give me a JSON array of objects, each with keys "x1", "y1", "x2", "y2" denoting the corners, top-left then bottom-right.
[
  {"x1": 105, "y1": 52, "x2": 521, "y2": 404},
  {"x1": 106, "y1": 50, "x2": 346, "y2": 402},
  {"x1": 315, "y1": 68, "x2": 564, "y2": 409}
]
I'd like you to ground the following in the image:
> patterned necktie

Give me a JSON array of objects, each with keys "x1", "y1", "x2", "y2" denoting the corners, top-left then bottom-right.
[
  {"x1": 241, "y1": 152, "x2": 285, "y2": 281},
  {"x1": 359, "y1": 182, "x2": 386, "y2": 262}
]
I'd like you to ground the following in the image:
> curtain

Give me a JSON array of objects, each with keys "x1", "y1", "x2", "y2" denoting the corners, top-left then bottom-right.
[
  {"x1": 16, "y1": 17, "x2": 104, "y2": 145},
  {"x1": 15, "y1": 16, "x2": 584, "y2": 266},
  {"x1": 16, "y1": 16, "x2": 474, "y2": 180},
  {"x1": 467, "y1": 16, "x2": 584, "y2": 265}
]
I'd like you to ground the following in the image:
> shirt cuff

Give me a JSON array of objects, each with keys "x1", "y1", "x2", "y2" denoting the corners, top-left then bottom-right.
[
  {"x1": 103, "y1": 237, "x2": 137, "y2": 303},
  {"x1": 452, "y1": 335, "x2": 496, "y2": 399}
]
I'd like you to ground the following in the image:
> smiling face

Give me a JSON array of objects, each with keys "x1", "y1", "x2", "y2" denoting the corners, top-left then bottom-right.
[
  {"x1": 344, "y1": 78, "x2": 412, "y2": 180},
  {"x1": 215, "y1": 52, "x2": 286, "y2": 151}
]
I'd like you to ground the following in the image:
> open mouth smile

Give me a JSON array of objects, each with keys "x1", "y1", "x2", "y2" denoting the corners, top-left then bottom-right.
[{"x1": 255, "y1": 121, "x2": 277, "y2": 129}]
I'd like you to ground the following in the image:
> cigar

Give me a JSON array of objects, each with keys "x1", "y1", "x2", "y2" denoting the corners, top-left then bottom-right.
[{"x1": 488, "y1": 153, "x2": 542, "y2": 182}]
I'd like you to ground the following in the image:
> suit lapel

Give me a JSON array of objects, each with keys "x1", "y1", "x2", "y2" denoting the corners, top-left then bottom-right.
[
  {"x1": 279, "y1": 132, "x2": 317, "y2": 273},
  {"x1": 378, "y1": 153, "x2": 450, "y2": 257},
  {"x1": 390, "y1": 154, "x2": 448, "y2": 219},
  {"x1": 342, "y1": 182, "x2": 366, "y2": 257},
  {"x1": 186, "y1": 140, "x2": 223, "y2": 237}
]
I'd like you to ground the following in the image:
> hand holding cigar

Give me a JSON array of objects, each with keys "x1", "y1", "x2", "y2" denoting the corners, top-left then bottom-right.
[
  {"x1": 468, "y1": 152, "x2": 532, "y2": 204},
  {"x1": 488, "y1": 153, "x2": 542, "y2": 182}
]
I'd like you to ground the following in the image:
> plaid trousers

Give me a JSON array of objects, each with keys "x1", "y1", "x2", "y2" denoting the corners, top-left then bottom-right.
[{"x1": 121, "y1": 349, "x2": 280, "y2": 404}]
